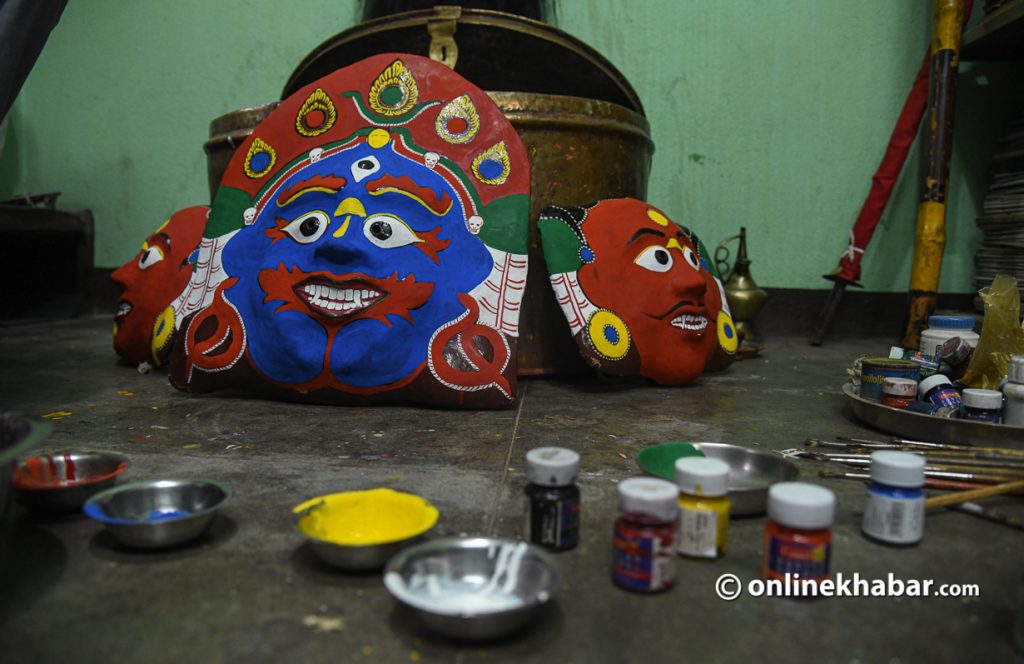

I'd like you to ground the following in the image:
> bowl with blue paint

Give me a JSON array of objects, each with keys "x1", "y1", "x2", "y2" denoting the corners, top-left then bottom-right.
[{"x1": 84, "y1": 478, "x2": 231, "y2": 549}]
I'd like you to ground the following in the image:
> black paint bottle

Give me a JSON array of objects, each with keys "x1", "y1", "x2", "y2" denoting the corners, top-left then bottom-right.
[{"x1": 524, "y1": 447, "x2": 580, "y2": 551}]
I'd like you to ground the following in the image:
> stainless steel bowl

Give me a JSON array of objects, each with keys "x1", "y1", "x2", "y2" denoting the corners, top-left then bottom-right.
[
  {"x1": 293, "y1": 489, "x2": 438, "y2": 571},
  {"x1": 83, "y1": 479, "x2": 231, "y2": 549},
  {"x1": 384, "y1": 537, "x2": 559, "y2": 641},
  {"x1": 636, "y1": 442, "x2": 799, "y2": 516},
  {"x1": 0, "y1": 413, "x2": 51, "y2": 519},
  {"x1": 14, "y1": 451, "x2": 129, "y2": 512}
]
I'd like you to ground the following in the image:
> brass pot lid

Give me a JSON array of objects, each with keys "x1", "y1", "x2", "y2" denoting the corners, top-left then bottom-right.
[{"x1": 282, "y1": 7, "x2": 645, "y2": 116}]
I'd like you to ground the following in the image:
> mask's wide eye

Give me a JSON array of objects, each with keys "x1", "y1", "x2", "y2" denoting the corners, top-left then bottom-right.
[
  {"x1": 138, "y1": 246, "x2": 165, "y2": 270},
  {"x1": 363, "y1": 214, "x2": 421, "y2": 249},
  {"x1": 282, "y1": 210, "x2": 330, "y2": 244},
  {"x1": 682, "y1": 246, "x2": 701, "y2": 271},
  {"x1": 351, "y1": 156, "x2": 381, "y2": 183},
  {"x1": 634, "y1": 245, "x2": 673, "y2": 272}
]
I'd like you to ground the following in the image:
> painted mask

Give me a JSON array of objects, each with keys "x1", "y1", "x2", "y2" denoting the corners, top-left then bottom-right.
[
  {"x1": 111, "y1": 206, "x2": 207, "y2": 367},
  {"x1": 166, "y1": 54, "x2": 530, "y2": 408},
  {"x1": 538, "y1": 199, "x2": 737, "y2": 384}
]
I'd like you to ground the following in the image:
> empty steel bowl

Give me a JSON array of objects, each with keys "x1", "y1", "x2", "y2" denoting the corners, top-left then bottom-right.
[
  {"x1": 636, "y1": 442, "x2": 799, "y2": 515},
  {"x1": 384, "y1": 537, "x2": 559, "y2": 641},
  {"x1": 84, "y1": 479, "x2": 231, "y2": 549},
  {"x1": 293, "y1": 488, "x2": 438, "y2": 571},
  {"x1": 14, "y1": 450, "x2": 129, "y2": 512}
]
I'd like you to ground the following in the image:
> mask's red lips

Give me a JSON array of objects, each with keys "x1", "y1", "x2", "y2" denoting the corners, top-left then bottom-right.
[
  {"x1": 296, "y1": 278, "x2": 386, "y2": 319},
  {"x1": 258, "y1": 263, "x2": 434, "y2": 328},
  {"x1": 655, "y1": 300, "x2": 708, "y2": 336}
]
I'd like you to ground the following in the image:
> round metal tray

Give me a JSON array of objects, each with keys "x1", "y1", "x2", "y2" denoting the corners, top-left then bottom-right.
[{"x1": 844, "y1": 383, "x2": 1024, "y2": 447}]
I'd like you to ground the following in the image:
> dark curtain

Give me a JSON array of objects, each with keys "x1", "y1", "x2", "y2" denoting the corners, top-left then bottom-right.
[{"x1": 0, "y1": 0, "x2": 68, "y2": 122}]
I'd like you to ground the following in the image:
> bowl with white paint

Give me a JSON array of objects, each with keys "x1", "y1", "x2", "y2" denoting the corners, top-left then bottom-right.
[{"x1": 383, "y1": 537, "x2": 560, "y2": 641}]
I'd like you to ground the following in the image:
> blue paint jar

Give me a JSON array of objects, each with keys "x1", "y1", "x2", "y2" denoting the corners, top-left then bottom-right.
[
  {"x1": 961, "y1": 389, "x2": 1003, "y2": 423},
  {"x1": 862, "y1": 451, "x2": 925, "y2": 545},
  {"x1": 918, "y1": 374, "x2": 962, "y2": 410}
]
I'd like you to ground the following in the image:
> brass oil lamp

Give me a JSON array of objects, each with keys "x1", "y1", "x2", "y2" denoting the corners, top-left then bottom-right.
[{"x1": 714, "y1": 227, "x2": 767, "y2": 351}]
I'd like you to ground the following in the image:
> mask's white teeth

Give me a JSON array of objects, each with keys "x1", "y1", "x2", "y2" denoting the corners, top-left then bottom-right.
[
  {"x1": 670, "y1": 314, "x2": 708, "y2": 331},
  {"x1": 301, "y1": 283, "x2": 382, "y2": 313}
]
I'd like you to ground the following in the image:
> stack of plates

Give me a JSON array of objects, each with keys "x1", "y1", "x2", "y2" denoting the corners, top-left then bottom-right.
[{"x1": 973, "y1": 116, "x2": 1024, "y2": 312}]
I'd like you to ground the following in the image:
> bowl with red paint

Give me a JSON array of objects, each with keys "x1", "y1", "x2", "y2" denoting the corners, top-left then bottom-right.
[{"x1": 14, "y1": 451, "x2": 129, "y2": 512}]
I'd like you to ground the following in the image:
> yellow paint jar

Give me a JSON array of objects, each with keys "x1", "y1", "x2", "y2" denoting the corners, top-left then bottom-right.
[
  {"x1": 293, "y1": 488, "x2": 438, "y2": 546},
  {"x1": 674, "y1": 457, "x2": 730, "y2": 558}
]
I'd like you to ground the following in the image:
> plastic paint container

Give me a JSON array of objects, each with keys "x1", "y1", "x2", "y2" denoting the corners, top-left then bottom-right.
[
  {"x1": 960, "y1": 388, "x2": 1003, "y2": 424},
  {"x1": 860, "y1": 358, "x2": 920, "y2": 402},
  {"x1": 762, "y1": 482, "x2": 835, "y2": 585},
  {"x1": 674, "y1": 457, "x2": 730, "y2": 559},
  {"x1": 524, "y1": 447, "x2": 581, "y2": 551},
  {"x1": 918, "y1": 374, "x2": 962, "y2": 410},
  {"x1": 611, "y1": 477, "x2": 679, "y2": 593},
  {"x1": 919, "y1": 315, "x2": 978, "y2": 357},
  {"x1": 861, "y1": 451, "x2": 925, "y2": 545},
  {"x1": 937, "y1": 336, "x2": 973, "y2": 381},
  {"x1": 881, "y1": 377, "x2": 917, "y2": 409},
  {"x1": 1004, "y1": 355, "x2": 1024, "y2": 427}
]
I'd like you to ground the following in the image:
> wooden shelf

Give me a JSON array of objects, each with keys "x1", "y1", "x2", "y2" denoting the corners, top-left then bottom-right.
[{"x1": 962, "y1": 0, "x2": 1024, "y2": 60}]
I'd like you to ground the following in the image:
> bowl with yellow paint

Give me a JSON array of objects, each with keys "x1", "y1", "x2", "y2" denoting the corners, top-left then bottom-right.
[{"x1": 293, "y1": 488, "x2": 439, "y2": 571}]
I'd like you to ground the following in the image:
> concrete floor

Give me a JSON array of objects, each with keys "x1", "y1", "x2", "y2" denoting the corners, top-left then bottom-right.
[{"x1": 0, "y1": 315, "x2": 1021, "y2": 663}]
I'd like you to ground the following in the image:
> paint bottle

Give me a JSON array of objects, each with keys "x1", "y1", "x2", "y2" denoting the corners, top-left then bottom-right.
[
  {"x1": 762, "y1": 482, "x2": 835, "y2": 585},
  {"x1": 960, "y1": 388, "x2": 1003, "y2": 424},
  {"x1": 611, "y1": 477, "x2": 679, "y2": 593},
  {"x1": 918, "y1": 374, "x2": 963, "y2": 411},
  {"x1": 937, "y1": 336, "x2": 973, "y2": 381},
  {"x1": 674, "y1": 457, "x2": 730, "y2": 559},
  {"x1": 881, "y1": 377, "x2": 917, "y2": 409},
  {"x1": 861, "y1": 451, "x2": 925, "y2": 545},
  {"x1": 919, "y1": 315, "x2": 978, "y2": 357},
  {"x1": 524, "y1": 447, "x2": 580, "y2": 552},
  {"x1": 1004, "y1": 356, "x2": 1024, "y2": 427}
]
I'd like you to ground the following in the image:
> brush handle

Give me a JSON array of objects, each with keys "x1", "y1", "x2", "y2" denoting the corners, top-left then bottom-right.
[{"x1": 925, "y1": 480, "x2": 1024, "y2": 509}]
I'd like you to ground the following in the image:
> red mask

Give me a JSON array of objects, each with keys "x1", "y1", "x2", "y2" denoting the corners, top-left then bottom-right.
[
  {"x1": 111, "y1": 206, "x2": 207, "y2": 366},
  {"x1": 540, "y1": 199, "x2": 736, "y2": 385}
]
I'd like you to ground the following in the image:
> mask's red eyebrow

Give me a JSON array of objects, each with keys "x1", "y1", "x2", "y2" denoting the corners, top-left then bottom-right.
[
  {"x1": 366, "y1": 174, "x2": 452, "y2": 216},
  {"x1": 276, "y1": 174, "x2": 347, "y2": 207}
]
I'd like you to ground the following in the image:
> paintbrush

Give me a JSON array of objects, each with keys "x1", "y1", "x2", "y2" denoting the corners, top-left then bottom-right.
[
  {"x1": 796, "y1": 449, "x2": 1024, "y2": 476},
  {"x1": 818, "y1": 469, "x2": 1024, "y2": 493},
  {"x1": 807, "y1": 437, "x2": 1024, "y2": 461},
  {"x1": 952, "y1": 502, "x2": 1024, "y2": 531},
  {"x1": 924, "y1": 480, "x2": 1024, "y2": 509}
]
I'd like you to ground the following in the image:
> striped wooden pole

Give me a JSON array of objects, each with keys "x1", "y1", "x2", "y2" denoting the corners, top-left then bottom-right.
[{"x1": 902, "y1": 0, "x2": 966, "y2": 349}]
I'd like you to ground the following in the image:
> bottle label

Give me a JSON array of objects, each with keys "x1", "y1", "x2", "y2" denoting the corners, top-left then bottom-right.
[
  {"x1": 611, "y1": 521, "x2": 675, "y2": 591},
  {"x1": 525, "y1": 493, "x2": 579, "y2": 550},
  {"x1": 677, "y1": 507, "x2": 718, "y2": 558},
  {"x1": 862, "y1": 493, "x2": 924, "y2": 544},
  {"x1": 764, "y1": 535, "x2": 831, "y2": 581}
]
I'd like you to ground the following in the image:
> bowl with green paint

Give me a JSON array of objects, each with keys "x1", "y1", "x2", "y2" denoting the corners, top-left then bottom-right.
[{"x1": 636, "y1": 442, "x2": 798, "y2": 516}]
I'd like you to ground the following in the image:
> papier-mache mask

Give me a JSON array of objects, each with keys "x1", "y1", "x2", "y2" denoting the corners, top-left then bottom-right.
[
  {"x1": 166, "y1": 54, "x2": 530, "y2": 408},
  {"x1": 111, "y1": 206, "x2": 208, "y2": 368},
  {"x1": 538, "y1": 199, "x2": 737, "y2": 384}
]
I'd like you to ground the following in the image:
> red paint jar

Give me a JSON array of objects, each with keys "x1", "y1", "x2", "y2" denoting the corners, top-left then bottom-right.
[
  {"x1": 881, "y1": 377, "x2": 917, "y2": 409},
  {"x1": 762, "y1": 482, "x2": 835, "y2": 586},
  {"x1": 612, "y1": 477, "x2": 678, "y2": 593}
]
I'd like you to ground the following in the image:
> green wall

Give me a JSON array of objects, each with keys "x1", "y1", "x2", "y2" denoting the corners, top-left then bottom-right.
[{"x1": 1, "y1": 0, "x2": 1017, "y2": 292}]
